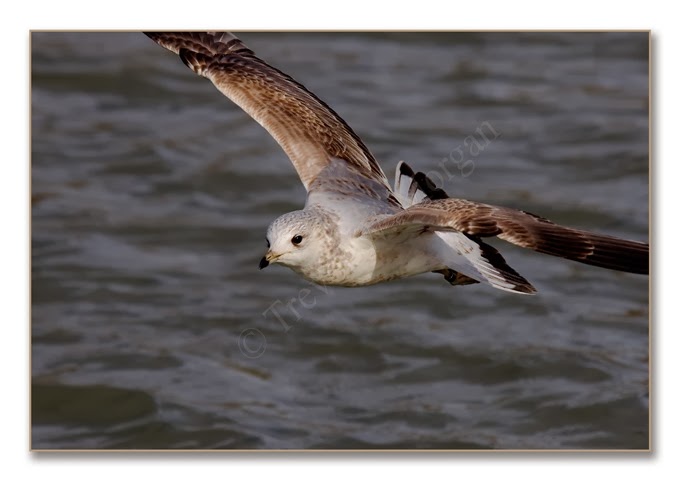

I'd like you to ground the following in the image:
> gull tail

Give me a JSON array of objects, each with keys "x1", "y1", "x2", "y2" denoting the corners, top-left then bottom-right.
[
  {"x1": 394, "y1": 160, "x2": 450, "y2": 208},
  {"x1": 433, "y1": 231, "x2": 537, "y2": 295},
  {"x1": 393, "y1": 161, "x2": 536, "y2": 294}
]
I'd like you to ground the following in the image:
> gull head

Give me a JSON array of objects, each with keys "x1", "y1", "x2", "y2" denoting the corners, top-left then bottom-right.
[{"x1": 259, "y1": 210, "x2": 328, "y2": 273}]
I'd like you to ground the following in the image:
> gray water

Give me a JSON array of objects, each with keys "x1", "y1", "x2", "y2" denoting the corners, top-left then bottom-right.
[{"x1": 31, "y1": 32, "x2": 649, "y2": 450}]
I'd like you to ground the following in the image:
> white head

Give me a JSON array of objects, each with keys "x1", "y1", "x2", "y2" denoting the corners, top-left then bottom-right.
[{"x1": 259, "y1": 210, "x2": 329, "y2": 274}]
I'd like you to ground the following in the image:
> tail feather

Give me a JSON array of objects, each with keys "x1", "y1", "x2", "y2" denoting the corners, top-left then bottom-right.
[
  {"x1": 394, "y1": 161, "x2": 429, "y2": 207},
  {"x1": 433, "y1": 231, "x2": 537, "y2": 294},
  {"x1": 394, "y1": 161, "x2": 536, "y2": 294}
]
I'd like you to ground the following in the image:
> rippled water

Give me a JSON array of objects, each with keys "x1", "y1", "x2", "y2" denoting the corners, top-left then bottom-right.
[{"x1": 31, "y1": 32, "x2": 649, "y2": 449}]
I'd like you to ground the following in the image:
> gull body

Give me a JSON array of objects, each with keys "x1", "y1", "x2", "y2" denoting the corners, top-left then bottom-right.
[
  {"x1": 145, "y1": 32, "x2": 649, "y2": 295},
  {"x1": 262, "y1": 161, "x2": 442, "y2": 287}
]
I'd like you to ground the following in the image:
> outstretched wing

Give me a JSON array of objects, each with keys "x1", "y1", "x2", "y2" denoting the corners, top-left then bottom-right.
[
  {"x1": 361, "y1": 198, "x2": 649, "y2": 275},
  {"x1": 145, "y1": 32, "x2": 390, "y2": 191}
]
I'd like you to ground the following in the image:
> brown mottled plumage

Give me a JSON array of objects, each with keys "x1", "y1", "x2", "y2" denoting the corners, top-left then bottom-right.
[
  {"x1": 145, "y1": 32, "x2": 648, "y2": 294},
  {"x1": 362, "y1": 197, "x2": 648, "y2": 275},
  {"x1": 145, "y1": 32, "x2": 390, "y2": 191}
]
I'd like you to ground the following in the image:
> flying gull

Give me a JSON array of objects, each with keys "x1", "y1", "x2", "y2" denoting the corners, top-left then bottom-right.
[{"x1": 145, "y1": 32, "x2": 648, "y2": 295}]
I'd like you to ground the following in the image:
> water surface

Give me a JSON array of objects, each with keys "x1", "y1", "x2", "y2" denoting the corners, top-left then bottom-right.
[{"x1": 31, "y1": 32, "x2": 649, "y2": 449}]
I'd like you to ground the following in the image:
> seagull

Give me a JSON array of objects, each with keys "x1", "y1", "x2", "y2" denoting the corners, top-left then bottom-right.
[{"x1": 145, "y1": 32, "x2": 648, "y2": 295}]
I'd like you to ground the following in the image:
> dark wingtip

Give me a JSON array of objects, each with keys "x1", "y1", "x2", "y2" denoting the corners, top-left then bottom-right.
[
  {"x1": 475, "y1": 238, "x2": 538, "y2": 294},
  {"x1": 413, "y1": 172, "x2": 449, "y2": 200},
  {"x1": 399, "y1": 161, "x2": 415, "y2": 177},
  {"x1": 513, "y1": 283, "x2": 538, "y2": 294}
]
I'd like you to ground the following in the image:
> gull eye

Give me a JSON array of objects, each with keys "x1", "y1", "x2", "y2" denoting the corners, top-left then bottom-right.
[{"x1": 291, "y1": 235, "x2": 303, "y2": 246}]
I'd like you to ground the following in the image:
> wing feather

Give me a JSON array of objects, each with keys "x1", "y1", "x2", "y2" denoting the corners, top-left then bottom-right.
[
  {"x1": 145, "y1": 32, "x2": 390, "y2": 191},
  {"x1": 362, "y1": 198, "x2": 649, "y2": 275}
]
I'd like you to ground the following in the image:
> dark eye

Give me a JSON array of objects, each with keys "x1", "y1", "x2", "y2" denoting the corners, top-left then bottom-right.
[
  {"x1": 266, "y1": 238, "x2": 270, "y2": 248},
  {"x1": 291, "y1": 235, "x2": 303, "y2": 246}
]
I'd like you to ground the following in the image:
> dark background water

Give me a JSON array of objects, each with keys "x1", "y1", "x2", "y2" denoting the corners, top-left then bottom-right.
[{"x1": 31, "y1": 32, "x2": 649, "y2": 449}]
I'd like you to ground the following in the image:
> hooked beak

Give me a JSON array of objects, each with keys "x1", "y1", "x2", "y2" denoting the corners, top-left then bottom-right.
[
  {"x1": 259, "y1": 256, "x2": 269, "y2": 270},
  {"x1": 259, "y1": 250, "x2": 279, "y2": 270}
]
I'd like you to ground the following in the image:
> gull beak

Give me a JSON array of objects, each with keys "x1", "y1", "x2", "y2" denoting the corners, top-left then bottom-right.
[
  {"x1": 259, "y1": 256, "x2": 269, "y2": 270},
  {"x1": 259, "y1": 250, "x2": 278, "y2": 270}
]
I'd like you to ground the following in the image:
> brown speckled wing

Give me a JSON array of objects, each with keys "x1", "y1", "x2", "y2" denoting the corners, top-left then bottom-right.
[
  {"x1": 364, "y1": 198, "x2": 649, "y2": 275},
  {"x1": 145, "y1": 32, "x2": 390, "y2": 191}
]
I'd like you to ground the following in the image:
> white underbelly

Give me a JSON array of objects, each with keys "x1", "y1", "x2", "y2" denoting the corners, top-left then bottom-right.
[{"x1": 318, "y1": 233, "x2": 441, "y2": 287}]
